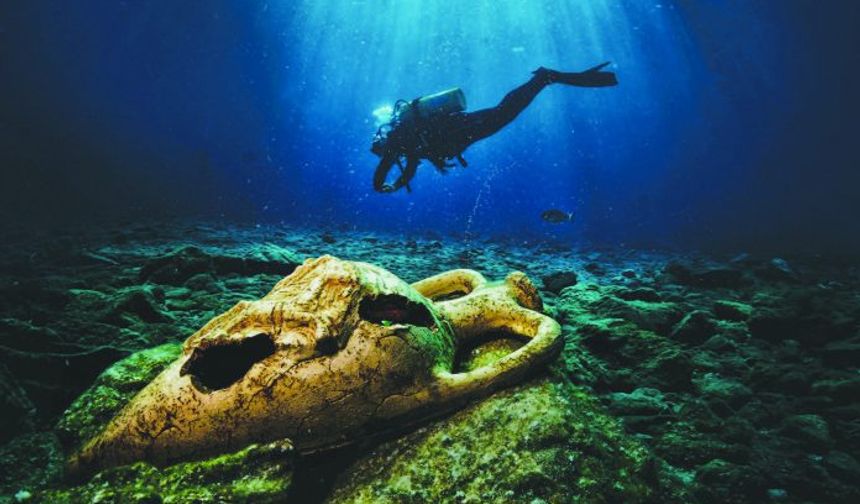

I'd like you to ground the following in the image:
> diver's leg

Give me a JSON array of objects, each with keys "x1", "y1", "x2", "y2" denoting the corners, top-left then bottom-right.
[
  {"x1": 459, "y1": 73, "x2": 549, "y2": 143},
  {"x1": 458, "y1": 63, "x2": 617, "y2": 144}
]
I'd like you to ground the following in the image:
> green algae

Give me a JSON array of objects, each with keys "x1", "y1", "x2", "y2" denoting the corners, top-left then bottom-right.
[
  {"x1": 327, "y1": 379, "x2": 685, "y2": 503},
  {"x1": 456, "y1": 337, "x2": 523, "y2": 372},
  {"x1": 57, "y1": 343, "x2": 183, "y2": 451},
  {"x1": 0, "y1": 432, "x2": 63, "y2": 502},
  {"x1": 40, "y1": 441, "x2": 293, "y2": 503}
]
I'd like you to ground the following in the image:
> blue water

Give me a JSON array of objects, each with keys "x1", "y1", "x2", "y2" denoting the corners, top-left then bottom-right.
[{"x1": 2, "y1": 1, "x2": 858, "y2": 253}]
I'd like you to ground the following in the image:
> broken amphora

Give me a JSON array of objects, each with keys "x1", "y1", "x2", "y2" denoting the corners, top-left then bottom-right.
[{"x1": 67, "y1": 255, "x2": 561, "y2": 478}]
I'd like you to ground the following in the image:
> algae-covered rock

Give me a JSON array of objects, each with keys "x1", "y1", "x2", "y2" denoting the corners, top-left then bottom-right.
[
  {"x1": 693, "y1": 373, "x2": 752, "y2": 409},
  {"x1": 56, "y1": 343, "x2": 183, "y2": 451},
  {"x1": 558, "y1": 283, "x2": 683, "y2": 334},
  {"x1": 779, "y1": 414, "x2": 833, "y2": 450},
  {"x1": 608, "y1": 387, "x2": 670, "y2": 416},
  {"x1": 101, "y1": 285, "x2": 174, "y2": 325},
  {"x1": 138, "y1": 244, "x2": 302, "y2": 284},
  {"x1": 0, "y1": 432, "x2": 63, "y2": 500},
  {"x1": 0, "y1": 363, "x2": 35, "y2": 444},
  {"x1": 693, "y1": 458, "x2": 765, "y2": 502},
  {"x1": 39, "y1": 441, "x2": 293, "y2": 504},
  {"x1": 712, "y1": 299, "x2": 752, "y2": 321},
  {"x1": 670, "y1": 310, "x2": 717, "y2": 345},
  {"x1": 541, "y1": 270, "x2": 578, "y2": 294},
  {"x1": 811, "y1": 376, "x2": 860, "y2": 405},
  {"x1": 662, "y1": 262, "x2": 746, "y2": 289},
  {"x1": 327, "y1": 379, "x2": 685, "y2": 503},
  {"x1": 823, "y1": 451, "x2": 860, "y2": 482}
]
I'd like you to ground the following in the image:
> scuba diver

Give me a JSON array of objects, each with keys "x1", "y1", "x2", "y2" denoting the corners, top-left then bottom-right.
[{"x1": 370, "y1": 63, "x2": 618, "y2": 193}]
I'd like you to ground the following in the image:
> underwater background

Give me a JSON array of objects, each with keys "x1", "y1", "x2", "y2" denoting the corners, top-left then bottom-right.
[
  {"x1": 2, "y1": 1, "x2": 860, "y2": 503},
  {"x1": 3, "y1": 0, "x2": 860, "y2": 253}
]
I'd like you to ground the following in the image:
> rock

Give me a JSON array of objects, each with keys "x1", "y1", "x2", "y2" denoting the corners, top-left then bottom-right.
[
  {"x1": 729, "y1": 253, "x2": 753, "y2": 265},
  {"x1": 670, "y1": 311, "x2": 717, "y2": 345},
  {"x1": 608, "y1": 387, "x2": 669, "y2": 416},
  {"x1": 766, "y1": 488, "x2": 789, "y2": 501},
  {"x1": 139, "y1": 244, "x2": 302, "y2": 284},
  {"x1": 721, "y1": 417, "x2": 756, "y2": 445},
  {"x1": 754, "y1": 258, "x2": 797, "y2": 282},
  {"x1": 102, "y1": 285, "x2": 172, "y2": 325},
  {"x1": 328, "y1": 379, "x2": 685, "y2": 503},
  {"x1": 823, "y1": 451, "x2": 860, "y2": 482},
  {"x1": 712, "y1": 300, "x2": 752, "y2": 321},
  {"x1": 0, "y1": 321, "x2": 127, "y2": 420},
  {"x1": 748, "y1": 291, "x2": 854, "y2": 344},
  {"x1": 820, "y1": 337, "x2": 860, "y2": 367},
  {"x1": 772, "y1": 370, "x2": 811, "y2": 396},
  {"x1": 138, "y1": 246, "x2": 210, "y2": 284},
  {"x1": 656, "y1": 431, "x2": 750, "y2": 467},
  {"x1": 663, "y1": 262, "x2": 746, "y2": 289},
  {"x1": 541, "y1": 270, "x2": 578, "y2": 294},
  {"x1": 694, "y1": 373, "x2": 752, "y2": 408},
  {"x1": 621, "y1": 269, "x2": 637, "y2": 279},
  {"x1": 811, "y1": 377, "x2": 860, "y2": 405},
  {"x1": 622, "y1": 301, "x2": 685, "y2": 335},
  {"x1": 0, "y1": 432, "x2": 63, "y2": 499},
  {"x1": 701, "y1": 334, "x2": 734, "y2": 352},
  {"x1": 0, "y1": 318, "x2": 59, "y2": 355},
  {"x1": 747, "y1": 317, "x2": 789, "y2": 343},
  {"x1": 584, "y1": 262, "x2": 604, "y2": 275},
  {"x1": 576, "y1": 318, "x2": 630, "y2": 355},
  {"x1": 615, "y1": 287, "x2": 662, "y2": 302},
  {"x1": 779, "y1": 414, "x2": 833, "y2": 450},
  {"x1": 0, "y1": 363, "x2": 35, "y2": 444},
  {"x1": 39, "y1": 441, "x2": 294, "y2": 503},
  {"x1": 183, "y1": 272, "x2": 220, "y2": 291},
  {"x1": 693, "y1": 459, "x2": 765, "y2": 503},
  {"x1": 56, "y1": 343, "x2": 183, "y2": 451},
  {"x1": 552, "y1": 283, "x2": 683, "y2": 335},
  {"x1": 642, "y1": 346, "x2": 694, "y2": 391}
]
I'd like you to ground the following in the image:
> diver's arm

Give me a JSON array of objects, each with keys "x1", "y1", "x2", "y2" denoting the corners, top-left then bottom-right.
[
  {"x1": 393, "y1": 155, "x2": 420, "y2": 192},
  {"x1": 373, "y1": 152, "x2": 397, "y2": 192}
]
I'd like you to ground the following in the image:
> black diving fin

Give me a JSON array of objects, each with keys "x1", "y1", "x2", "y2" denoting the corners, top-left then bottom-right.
[{"x1": 574, "y1": 61, "x2": 618, "y2": 87}]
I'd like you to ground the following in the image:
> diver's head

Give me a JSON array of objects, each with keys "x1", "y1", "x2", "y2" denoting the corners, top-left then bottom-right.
[
  {"x1": 371, "y1": 132, "x2": 387, "y2": 157},
  {"x1": 371, "y1": 99, "x2": 413, "y2": 158},
  {"x1": 371, "y1": 123, "x2": 395, "y2": 158}
]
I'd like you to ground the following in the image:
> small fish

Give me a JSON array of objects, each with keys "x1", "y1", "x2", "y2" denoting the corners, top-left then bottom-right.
[{"x1": 541, "y1": 209, "x2": 574, "y2": 223}]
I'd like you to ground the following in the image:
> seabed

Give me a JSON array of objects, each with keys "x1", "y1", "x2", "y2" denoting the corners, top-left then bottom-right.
[{"x1": 1, "y1": 220, "x2": 858, "y2": 503}]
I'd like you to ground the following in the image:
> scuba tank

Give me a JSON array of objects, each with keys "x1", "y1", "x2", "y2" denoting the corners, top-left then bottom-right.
[
  {"x1": 412, "y1": 87, "x2": 466, "y2": 118},
  {"x1": 394, "y1": 88, "x2": 466, "y2": 125}
]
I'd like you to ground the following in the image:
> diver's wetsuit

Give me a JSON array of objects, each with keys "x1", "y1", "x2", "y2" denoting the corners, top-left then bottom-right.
[{"x1": 372, "y1": 64, "x2": 617, "y2": 192}]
